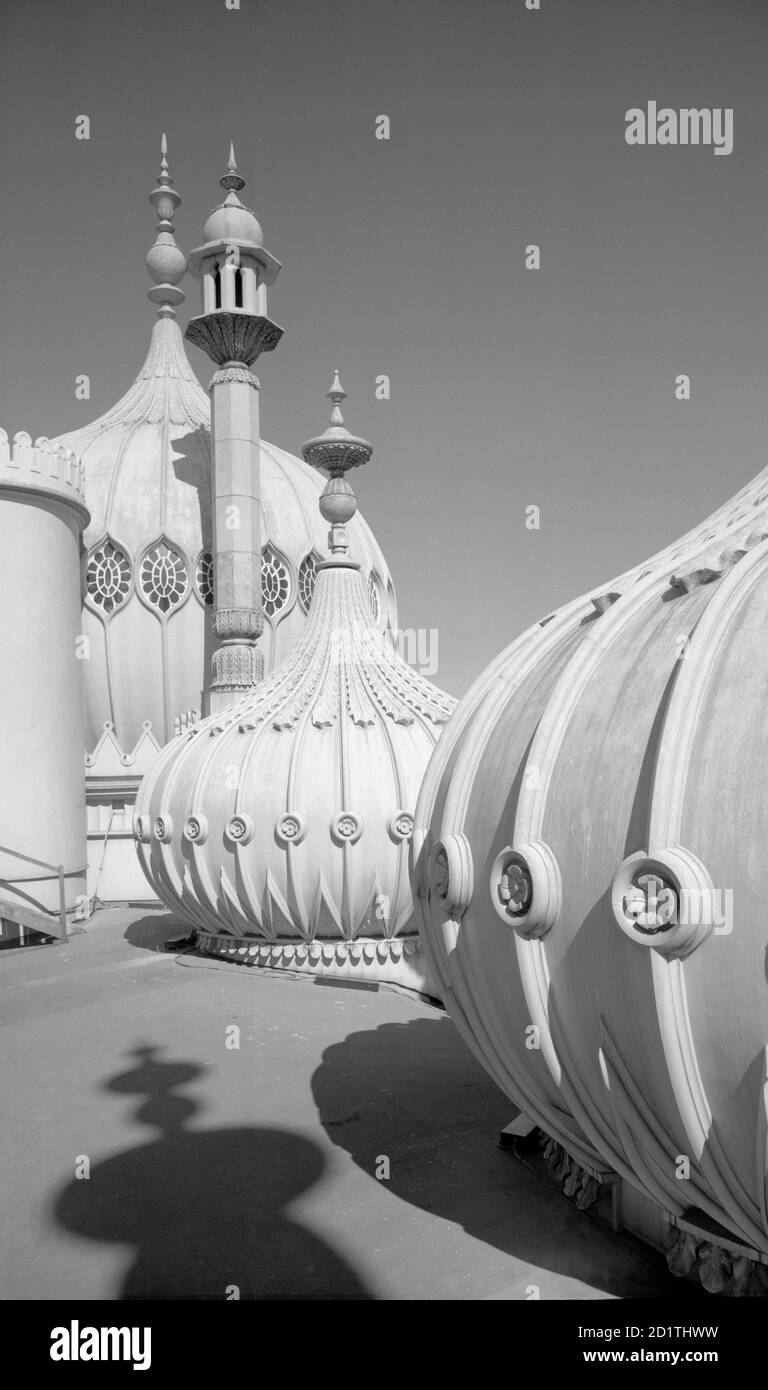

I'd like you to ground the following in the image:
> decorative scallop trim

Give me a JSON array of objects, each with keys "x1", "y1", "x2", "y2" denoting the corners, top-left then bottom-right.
[{"x1": 196, "y1": 930, "x2": 424, "y2": 973}]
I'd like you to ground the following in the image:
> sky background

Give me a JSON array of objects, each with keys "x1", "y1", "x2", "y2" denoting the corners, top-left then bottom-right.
[{"x1": 1, "y1": 0, "x2": 767, "y2": 697}]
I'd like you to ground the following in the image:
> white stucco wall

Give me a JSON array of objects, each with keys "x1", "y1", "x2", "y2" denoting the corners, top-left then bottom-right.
[{"x1": 0, "y1": 488, "x2": 87, "y2": 914}]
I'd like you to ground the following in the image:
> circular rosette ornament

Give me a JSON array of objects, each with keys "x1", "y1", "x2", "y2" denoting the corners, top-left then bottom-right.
[
  {"x1": 489, "y1": 841, "x2": 561, "y2": 938},
  {"x1": 225, "y1": 813, "x2": 255, "y2": 847},
  {"x1": 275, "y1": 812, "x2": 307, "y2": 846},
  {"x1": 611, "y1": 846, "x2": 715, "y2": 959},
  {"x1": 183, "y1": 813, "x2": 209, "y2": 845},
  {"x1": 388, "y1": 810, "x2": 414, "y2": 843},
  {"x1": 428, "y1": 833, "x2": 474, "y2": 918},
  {"x1": 331, "y1": 812, "x2": 362, "y2": 845}
]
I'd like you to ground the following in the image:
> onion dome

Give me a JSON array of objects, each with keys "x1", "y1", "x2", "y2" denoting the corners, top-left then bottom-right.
[
  {"x1": 202, "y1": 144, "x2": 264, "y2": 246},
  {"x1": 51, "y1": 140, "x2": 396, "y2": 757},
  {"x1": 414, "y1": 415, "x2": 768, "y2": 1286},
  {"x1": 134, "y1": 378, "x2": 455, "y2": 991}
]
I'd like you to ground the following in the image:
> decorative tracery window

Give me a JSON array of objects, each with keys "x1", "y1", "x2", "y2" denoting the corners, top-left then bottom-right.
[
  {"x1": 86, "y1": 539, "x2": 131, "y2": 615},
  {"x1": 298, "y1": 551, "x2": 321, "y2": 614},
  {"x1": 368, "y1": 572, "x2": 381, "y2": 624},
  {"x1": 262, "y1": 544, "x2": 290, "y2": 618},
  {"x1": 140, "y1": 541, "x2": 188, "y2": 615},
  {"x1": 196, "y1": 551, "x2": 214, "y2": 606}
]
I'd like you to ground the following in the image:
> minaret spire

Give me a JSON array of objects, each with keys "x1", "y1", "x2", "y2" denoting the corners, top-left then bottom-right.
[
  {"x1": 221, "y1": 142, "x2": 245, "y2": 193},
  {"x1": 145, "y1": 134, "x2": 187, "y2": 318},
  {"x1": 302, "y1": 372, "x2": 373, "y2": 561},
  {"x1": 184, "y1": 147, "x2": 284, "y2": 712}
]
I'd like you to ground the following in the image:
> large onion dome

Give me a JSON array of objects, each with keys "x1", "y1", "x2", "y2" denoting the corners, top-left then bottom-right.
[
  {"x1": 52, "y1": 142, "x2": 397, "y2": 758},
  {"x1": 414, "y1": 399, "x2": 768, "y2": 1292},
  {"x1": 134, "y1": 378, "x2": 455, "y2": 991}
]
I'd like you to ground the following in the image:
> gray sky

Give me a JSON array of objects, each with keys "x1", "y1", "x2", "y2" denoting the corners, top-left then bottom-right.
[{"x1": 1, "y1": 0, "x2": 766, "y2": 695}]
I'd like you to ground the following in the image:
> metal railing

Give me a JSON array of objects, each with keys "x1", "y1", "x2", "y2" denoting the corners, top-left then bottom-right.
[{"x1": 0, "y1": 845, "x2": 85, "y2": 940}]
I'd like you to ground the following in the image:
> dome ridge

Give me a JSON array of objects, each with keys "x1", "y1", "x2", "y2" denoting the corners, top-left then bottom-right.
[
  {"x1": 99, "y1": 317, "x2": 209, "y2": 430},
  {"x1": 190, "y1": 562, "x2": 454, "y2": 737}
]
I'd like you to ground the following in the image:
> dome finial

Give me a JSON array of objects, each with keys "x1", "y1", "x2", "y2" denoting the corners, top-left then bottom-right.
[
  {"x1": 328, "y1": 370, "x2": 346, "y2": 427},
  {"x1": 145, "y1": 135, "x2": 187, "y2": 319},
  {"x1": 302, "y1": 375, "x2": 373, "y2": 559},
  {"x1": 220, "y1": 141, "x2": 246, "y2": 195}
]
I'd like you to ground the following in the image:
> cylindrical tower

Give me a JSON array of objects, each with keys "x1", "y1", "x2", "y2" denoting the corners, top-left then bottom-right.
[
  {"x1": 0, "y1": 429, "x2": 90, "y2": 935},
  {"x1": 185, "y1": 146, "x2": 283, "y2": 711}
]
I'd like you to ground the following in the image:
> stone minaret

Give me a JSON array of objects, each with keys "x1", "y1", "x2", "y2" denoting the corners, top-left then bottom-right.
[{"x1": 185, "y1": 146, "x2": 282, "y2": 711}]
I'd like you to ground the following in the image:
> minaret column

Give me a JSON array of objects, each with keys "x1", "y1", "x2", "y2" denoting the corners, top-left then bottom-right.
[
  {"x1": 184, "y1": 144, "x2": 283, "y2": 712},
  {"x1": 209, "y1": 362, "x2": 264, "y2": 704}
]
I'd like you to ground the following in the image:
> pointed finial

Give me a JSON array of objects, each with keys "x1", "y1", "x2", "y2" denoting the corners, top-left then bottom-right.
[
  {"x1": 146, "y1": 136, "x2": 187, "y2": 318},
  {"x1": 220, "y1": 141, "x2": 246, "y2": 195},
  {"x1": 302, "y1": 375, "x2": 373, "y2": 559},
  {"x1": 328, "y1": 370, "x2": 346, "y2": 427}
]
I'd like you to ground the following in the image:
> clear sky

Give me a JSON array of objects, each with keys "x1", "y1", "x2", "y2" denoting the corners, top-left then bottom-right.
[{"x1": 1, "y1": 0, "x2": 766, "y2": 696}]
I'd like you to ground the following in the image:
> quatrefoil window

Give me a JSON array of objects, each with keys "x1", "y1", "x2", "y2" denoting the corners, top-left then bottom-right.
[
  {"x1": 140, "y1": 541, "x2": 188, "y2": 615},
  {"x1": 298, "y1": 551, "x2": 322, "y2": 614},
  {"x1": 86, "y1": 539, "x2": 131, "y2": 615},
  {"x1": 262, "y1": 544, "x2": 291, "y2": 618},
  {"x1": 196, "y1": 551, "x2": 214, "y2": 606}
]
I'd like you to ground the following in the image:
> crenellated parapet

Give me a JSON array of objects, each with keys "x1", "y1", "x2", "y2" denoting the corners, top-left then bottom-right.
[{"x1": 0, "y1": 429, "x2": 87, "y2": 523}]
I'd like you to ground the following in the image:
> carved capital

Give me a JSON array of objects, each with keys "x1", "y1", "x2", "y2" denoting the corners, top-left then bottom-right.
[
  {"x1": 210, "y1": 365, "x2": 259, "y2": 389},
  {"x1": 185, "y1": 312, "x2": 283, "y2": 367},
  {"x1": 213, "y1": 606, "x2": 264, "y2": 640},
  {"x1": 211, "y1": 642, "x2": 264, "y2": 690}
]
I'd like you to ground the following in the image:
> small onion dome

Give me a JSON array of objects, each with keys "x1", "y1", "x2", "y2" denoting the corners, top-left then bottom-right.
[
  {"x1": 413, "y1": 415, "x2": 768, "y2": 1261},
  {"x1": 145, "y1": 235, "x2": 186, "y2": 288},
  {"x1": 134, "y1": 561, "x2": 455, "y2": 986},
  {"x1": 134, "y1": 383, "x2": 456, "y2": 992},
  {"x1": 202, "y1": 143, "x2": 263, "y2": 246}
]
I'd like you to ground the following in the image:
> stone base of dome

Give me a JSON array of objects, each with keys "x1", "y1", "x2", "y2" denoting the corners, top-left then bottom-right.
[
  {"x1": 195, "y1": 930, "x2": 437, "y2": 996},
  {"x1": 513, "y1": 1125, "x2": 768, "y2": 1297}
]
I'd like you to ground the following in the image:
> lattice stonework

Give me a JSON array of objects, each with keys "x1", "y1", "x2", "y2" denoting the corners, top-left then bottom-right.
[
  {"x1": 262, "y1": 544, "x2": 290, "y2": 618},
  {"x1": 140, "y1": 541, "x2": 188, "y2": 615},
  {"x1": 196, "y1": 551, "x2": 214, "y2": 606},
  {"x1": 298, "y1": 551, "x2": 320, "y2": 614},
  {"x1": 368, "y1": 572, "x2": 381, "y2": 624},
  {"x1": 86, "y1": 539, "x2": 131, "y2": 615}
]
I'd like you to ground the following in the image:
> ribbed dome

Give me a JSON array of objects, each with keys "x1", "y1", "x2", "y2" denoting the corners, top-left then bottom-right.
[
  {"x1": 52, "y1": 317, "x2": 397, "y2": 754},
  {"x1": 414, "y1": 450, "x2": 768, "y2": 1272},
  {"x1": 134, "y1": 555, "x2": 455, "y2": 987}
]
